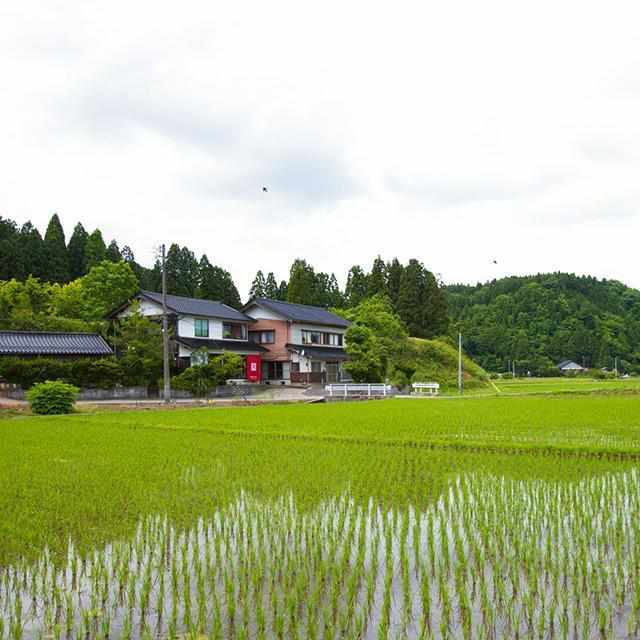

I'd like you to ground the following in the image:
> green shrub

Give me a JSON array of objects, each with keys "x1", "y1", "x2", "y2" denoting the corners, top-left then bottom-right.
[
  {"x1": 172, "y1": 353, "x2": 244, "y2": 396},
  {"x1": 0, "y1": 357, "x2": 71, "y2": 389},
  {"x1": 0, "y1": 357, "x2": 123, "y2": 389},
  {"x1": 26, "y1": 380, "x2": 78, "y2": 415},
  {"x1": 71, "y1": 358, "x2": 123, "y2": 389},
  {"x1": 390, "y1": 368, "x2": 409, "y2": 390}
]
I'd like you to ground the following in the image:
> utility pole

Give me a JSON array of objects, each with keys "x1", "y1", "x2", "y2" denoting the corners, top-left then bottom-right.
[
  {"x1": 458, "y1": 331, "x2": 463, "y2": 395},
  {"x1": 161, "y1": 244, "x2": 171, "y2": 403}
]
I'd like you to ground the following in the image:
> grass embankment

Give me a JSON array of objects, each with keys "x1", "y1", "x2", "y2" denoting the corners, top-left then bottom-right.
[{"x1": 399, "y1": 337, "x2": 491, "y2": 391}]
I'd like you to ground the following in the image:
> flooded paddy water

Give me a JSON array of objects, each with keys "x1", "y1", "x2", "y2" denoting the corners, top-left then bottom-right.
[{"x1": 2, "y1": 469, "x2": 639, "y2": 639}]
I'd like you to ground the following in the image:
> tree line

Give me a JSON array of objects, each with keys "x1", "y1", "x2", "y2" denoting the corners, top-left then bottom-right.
[
  {"x1": 0, "y1": 213, "x2": 450, "y2": 340},
  {"x1": 447, "y1": 273, "x2": 640, "y2": 374}
]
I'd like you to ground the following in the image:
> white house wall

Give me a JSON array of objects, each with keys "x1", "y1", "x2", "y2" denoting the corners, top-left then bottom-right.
[
  {"x1": 244, "y1": 304, "x2": 286, "y2": 321},
  {"x1": 177, "y1": 316, "x2": 224, "y2": 340},
  {"x1": 117, "y1": 298, "x2": 163, "y2": 318}
]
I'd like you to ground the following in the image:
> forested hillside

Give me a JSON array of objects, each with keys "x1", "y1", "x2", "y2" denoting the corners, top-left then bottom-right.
[{"x1": 447, "y1": 274, "x2": 640, "y2": 374}]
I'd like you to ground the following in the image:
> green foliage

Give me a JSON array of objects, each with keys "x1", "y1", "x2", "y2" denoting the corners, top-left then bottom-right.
[
  {"x1": 43, "y1": 214, "x2": 69, "y2": 283},
  {"x1": 367, "y1": 256, "x2": 387, "y2": 297},
  {"x1": 172, "y1": 353, "x2": 243, "y2": 396},
  {"x1": 70, "y1": 358, "x2": 124, "y2": 389},
  {"x1": 250, "y1": 270, "x2": 266, "y2": 298},
  {"x1": 343, "y1": 324, "x2": 384, "y2": 382},
  {"x1": 197, "y1": 255, "x2": 242, "y2": 308},
  {"x1": 0, "y1": 277, "x2": 96, "y2": 332},
  {"x1": 105, "y1": 239, "x2": 121, "y2": 262},
  {"x1": 447, "y1": 273, "x2": 640, "y2": 374},
  {"x1": 345, "y1": 265, "x2": 368, "y2": 307},
  {"x1": 83, "y1": 229, "x2": 106, "y2": 271},
  {"x1": 265, "y1": 272, "x2": 279, "y2": 298},
  {"x1": 26, "y1": 380, "x2": 78, "y2": 414},
  {"x1": 67, "y1": 223, "x2": 88, "y2": 280},
  {"x1": 397, "y1": 259, "x2": 449, "y2": 338},
  {"x1": 287, "y1": 259, "x2": 318, "y2": 305},
  {"x1": 51, "y1": 261, "x2": 139, "y2": 321},
  {"x1": 341, "y1": 296, "x2": 486, "y2": 389},
  {"x1": 0, "y1": 357, "x2": 123, "y2": 389},
  {"x1": 113, "y1": 311, "x2": 163, "y2": 387}
]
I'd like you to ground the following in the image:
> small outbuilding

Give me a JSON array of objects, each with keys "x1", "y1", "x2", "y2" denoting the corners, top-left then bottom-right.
[
  {"x1": 557, "y1": 359, "x2": 586, "y2": 373},
  {"x1": 0, "y1": 331, "x2": 112, "y2": 358}
]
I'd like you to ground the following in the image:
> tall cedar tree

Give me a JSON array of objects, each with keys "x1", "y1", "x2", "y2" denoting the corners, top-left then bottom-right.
[
  {"x1": 345, "y1": 265, "x2": 368, "y2": 307},
  {"x1": 277, "y1": 280, "x2": 288, "y2": 300},
  {"x1": 177, "y1": 247, "x2": 199, "y2": 297},
  {"x1": 424, "y1": 270, "x2": 449, "y2": 336},
  {"x1": 197, "y1": 255, "x2": 242, "y2": 308},
  {"x1": 287, "y1": 259, "x2": 317, "y2": 305},
  {"x1": 120, "y1": 245, "x2": 135, "y2": 263},
  {"x1": 249, "y1": 270, "x2": 266, "y2": 298},
  {"x1": 67, "y1": 223, "x2": 89, "y2": 279},
  {"x1": 43, "y1": 213, "x2": 69, "y2": 283},
  {"x1": 265, "y1": 272, "x2": 279, "y2": 299},
  {"x1": 396, "y1": 259, "x2": 428, "y2": 337},
  {"x1": 18, "y1": 222, "x2": 46, "y2": 280},
  {"x1": 367, "y1": 256, "x2": 387, "y2": 297},
  {"x1": 385, "y1": 258, "x2": 404, "y2": 306},
  {"x1": 84, "y1": 229, "x2": 106, "y2": 272},
  {"x1": 397, "y1": 259, "x2": 448, "y2": 338},
  {"x1": 0, "y1": 218, "x2": 19, "y2": 281},
  {"x1": 106, "y1": 240, "x2": 122, "y2": 262}
]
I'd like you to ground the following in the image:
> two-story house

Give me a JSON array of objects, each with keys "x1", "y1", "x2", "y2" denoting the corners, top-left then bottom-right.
[
  {"x1": 111, "y1": 291, "x2": 267, "y2": 374},
  {"x1": 242, "y1": 298, "x2": 350, "y2": 384}
]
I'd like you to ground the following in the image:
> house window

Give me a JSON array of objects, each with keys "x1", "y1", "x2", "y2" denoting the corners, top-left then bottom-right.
[
  {"x1": 194, "y1": 318, "x2": 209, "y2": 337},
  {"x1": 265, "y1": 362, "x2": 284, "y2": 379},
  {"x1": 322, "y1": 333, "x2": 343, "y2": 346},
  {"x1": 249, "y1": 330, "x2": 275, "y2": 344},
  {"x1": 303, "y1": 330, "x2": 343, "y2": 346},
  {"x1": 302, "y1": 330, "x2": 323, "y2": 345},
  {"x1": 291, "y1": 362, "x2": 300, "y2": 373},
  {"x1": 311, "y1": 361, "x2": 322, "y2": 373},
  {"x1": 223, "y1": 323, "x2": 247, "y2": 340}
]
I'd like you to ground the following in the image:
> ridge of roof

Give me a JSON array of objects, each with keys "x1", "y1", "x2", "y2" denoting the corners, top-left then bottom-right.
[
  {"x1": 139, "y1": 290, "x2": 254, "y2": 322},
  {"x1": 244, "y1": 297, "x2": 350, "y2": 328}
]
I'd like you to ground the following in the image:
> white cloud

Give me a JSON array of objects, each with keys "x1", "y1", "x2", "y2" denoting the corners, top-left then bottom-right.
[{"x1": 1, "y1": 0, "x2": 639, "y2": 297}]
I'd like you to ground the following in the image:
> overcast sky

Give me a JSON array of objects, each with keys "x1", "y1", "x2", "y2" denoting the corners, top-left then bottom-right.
[{"x1": 1, "y1": 0, "x2": 639, "y2": 297}]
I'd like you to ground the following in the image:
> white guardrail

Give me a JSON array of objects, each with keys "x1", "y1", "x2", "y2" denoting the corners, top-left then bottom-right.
[
  {"x1": 325, "y1": 383, "x2": 393, "y2": 397},
  {"x1": 411, "y1": 382, "x2": 440, "y2": 395}
]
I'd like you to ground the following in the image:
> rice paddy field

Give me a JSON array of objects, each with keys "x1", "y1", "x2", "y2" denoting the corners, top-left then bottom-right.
[
  {"x1": 1, "y1": 394, "x2": 640, "y2": 639},
  {"x1": 492, "y1": 376, "x2": 640, "y2": 396}
]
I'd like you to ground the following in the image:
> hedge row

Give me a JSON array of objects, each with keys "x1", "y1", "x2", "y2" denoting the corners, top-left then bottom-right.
[{"x1": 0, "y1": 357, "x2": 125, "y2": 390}]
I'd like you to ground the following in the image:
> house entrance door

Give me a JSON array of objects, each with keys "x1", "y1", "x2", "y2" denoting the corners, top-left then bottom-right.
[{"x1": 326, "y1": 362, "x2": 339, "y2": 383}]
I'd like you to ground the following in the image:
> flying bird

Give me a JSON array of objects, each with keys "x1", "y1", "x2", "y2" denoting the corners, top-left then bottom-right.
[
  {"x1": 492, "y1": 260, "x2": 498, "y2": 264},
  {"x1": 262, "y1": 186, "x2": 268, "y2": 193}
]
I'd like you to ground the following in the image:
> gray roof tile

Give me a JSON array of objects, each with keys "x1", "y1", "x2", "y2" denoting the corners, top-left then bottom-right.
[
  {"x1": 245, "y1": 298, "x2": 350, "y2": 328},
  {"x1": 141, "y1": 291, "x2": 254, "y2": 322},
  {"x1": 0, "y1": 332, "x2": 113, "y2": 356}
]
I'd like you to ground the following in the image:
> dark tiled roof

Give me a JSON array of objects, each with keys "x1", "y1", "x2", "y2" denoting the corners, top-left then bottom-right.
[
  {"x1": 286, "y1": 343, "x2": 349, "y2": 360},
  {"x1": 141, "y1": 291, "x2": 254, "y2": 322},
  {"x1": 245, "y1": 298, "x2": 351, "y2": 328},
  {"x1": 176, "y1": 337, "x2": 268, "y2": 353},
  {"x1": 0, "y1": 331, "x2": 112, "y2": 356}
]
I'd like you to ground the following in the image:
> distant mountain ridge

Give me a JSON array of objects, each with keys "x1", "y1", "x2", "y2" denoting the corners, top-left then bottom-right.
[{"x1": 445, "y1": 273, "x2": 640, "y2": 374}]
